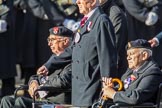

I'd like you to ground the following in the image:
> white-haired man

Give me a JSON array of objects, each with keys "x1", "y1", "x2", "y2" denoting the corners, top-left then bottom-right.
[{"x1": 102, "y1": 39, "x2": 162, "y2": 106}]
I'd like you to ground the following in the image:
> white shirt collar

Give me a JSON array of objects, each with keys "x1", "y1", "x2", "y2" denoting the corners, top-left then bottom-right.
[{"x1": 85, "y1": 7, "x2": 98, "y2": 19}]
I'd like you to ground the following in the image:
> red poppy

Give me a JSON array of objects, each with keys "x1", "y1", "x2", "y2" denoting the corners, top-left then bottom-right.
[{"x1": 130, "y1": 74, "x2": 136, "y2": 81}]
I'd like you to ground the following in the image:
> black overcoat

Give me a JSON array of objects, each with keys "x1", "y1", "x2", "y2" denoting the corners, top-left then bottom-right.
[
  {"x1": 102, "y1": 0, "x2": 128, "y2": 78},
  {"x1": 72, "y1": 7, "x2": 117, "y2": 106},
  {"x1": 0, "y1": 0, "x2": 17, "y2": 79},
  {"x1": 114, "y1": 60, "x2": 162, "y2": 104}
]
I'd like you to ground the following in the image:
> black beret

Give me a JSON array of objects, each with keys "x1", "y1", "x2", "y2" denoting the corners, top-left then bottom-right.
[
  {"x1": 126, "y1": 39, "x2": 152, "y2": 50},
  {"x1": 49, "y1": 26, "x2": 73, "y2": 37}
]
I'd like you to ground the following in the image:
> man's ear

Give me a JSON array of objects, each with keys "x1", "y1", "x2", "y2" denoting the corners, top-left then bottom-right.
[
  {"x1": 63, "y1": 38, "x2": 70, "y2": 46},
  {"x1": 142, "y1": 51, "x2": 149, "y2": 60},
  {"x1": 91, "y1": 0, "x2": 97, "y2": 7}
]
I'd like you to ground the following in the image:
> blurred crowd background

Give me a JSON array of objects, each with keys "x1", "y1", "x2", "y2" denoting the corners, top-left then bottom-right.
[{"x1": 0, "y1": 0, "x2": 162, "y2": 99}]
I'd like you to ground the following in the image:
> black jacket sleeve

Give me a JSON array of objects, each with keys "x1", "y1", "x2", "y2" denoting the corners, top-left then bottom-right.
[
  {"x1": 44, "y1": 64, "x2": 71, "y2": 88},
  {"x1": 44, "y1": 46, "x2": 72, "y2": 74}
]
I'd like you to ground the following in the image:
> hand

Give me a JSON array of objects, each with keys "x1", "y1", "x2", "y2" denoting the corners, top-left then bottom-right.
[
  {"x1": 102, "y1": 86, "x2": 116, "y2": 99},
  {"x1": 28, "y1": 80, "x2": 39, "y2": 98},
  {"x1": 102, "y1": 77, "x2": 114, "y2": 88},
  {"x1": 145, "y1": 12, "x2": 158, "y2": 26},
  {"x1": 148, "y1": 38, "x2": 159, "y2": 47},
  {"x1": 37, "y1": 65, "x2": 48, "y2": 75}
]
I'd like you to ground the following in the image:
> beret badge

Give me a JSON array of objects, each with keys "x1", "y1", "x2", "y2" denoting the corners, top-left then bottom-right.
[{"x1": 53, "y1": 27, "x2": 59, "y2": 34}]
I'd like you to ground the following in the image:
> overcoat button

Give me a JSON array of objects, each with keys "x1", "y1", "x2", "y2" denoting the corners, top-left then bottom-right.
[
  {"x1": 76, "y1": 76, "x2": 78, "y2": 79},
  {"x1": 76, "y1": 60, "x2": 79, "y2": 63}
]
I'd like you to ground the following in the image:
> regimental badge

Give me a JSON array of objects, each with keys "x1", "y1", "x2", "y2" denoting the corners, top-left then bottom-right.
[
  {"x1": 53, "y1": 27, "x2": 59, "y2": 34},
  {"x1": 124, "y1": 83, "x2": 129, "y2": 89},
  {"x1": 74, "y1": 32, "x2": 81, "y2": 43},
  {"x1": 124, "y1": 74, "x2": 137, "y2": 89}
]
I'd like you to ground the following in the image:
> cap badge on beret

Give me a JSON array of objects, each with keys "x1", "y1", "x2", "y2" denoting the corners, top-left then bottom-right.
[
  {"x1": 49, "y1": 26, "x2": 74, "y2": 37},
  {"x1": 53, "y1": 27, "x2": 59, "y2": 34}
]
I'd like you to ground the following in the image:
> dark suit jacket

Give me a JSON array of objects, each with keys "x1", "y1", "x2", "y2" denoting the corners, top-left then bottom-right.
[
  {"x1": 72, "y1": 7, "x2": 117, "y2": 106},
  {"x1": 113, "y1": 59, "x2": 162, "y2": 104},
  {"x1": 44, "y1": 64, "x2": 71, "y2": 88},
  {"x1": 156, "y1": 32, "x2": 162, "y2": 43},
  {"x1": 101, "y1": 0, "x2": 128, "y2": 78},
  {"x1": 0, "y1": 0, "x2": 17, "y2": 79},
  {"x1": 29, "y1": 63, "x2": 71, "y2": 104},
  {"x1": 44, "y1": 54, "x2": 72, "y2": 74}
]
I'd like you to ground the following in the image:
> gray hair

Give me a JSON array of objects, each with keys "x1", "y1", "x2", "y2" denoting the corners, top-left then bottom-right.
[
  {"x1": 139, "y1": 48, "x2": 152, "y2": 57},
  {"x1": 96, "y1": 0, "x2": 100, "y2": 6}
]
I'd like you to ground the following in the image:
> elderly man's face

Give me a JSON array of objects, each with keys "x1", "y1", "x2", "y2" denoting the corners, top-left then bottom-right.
[
  {"x1": 127, "y1": 48, "x2": 145, "y2": 70},
  {"x1": 47, "y1": 35, "x2": 70, "y2": 56},
  {"x1": 76, "y1": 0, "x2": 95, "y2": 15}
]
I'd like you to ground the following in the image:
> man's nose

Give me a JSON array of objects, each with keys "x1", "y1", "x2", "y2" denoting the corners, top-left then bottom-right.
[
  {"x1": 76, "y1": 0, "x2": 80, "y2": 4},
  {"x1": 48, "y1": 41, "x2": 53, "y2": 46},
  {"x1": 127, "y1": 55, "x2": 131, "y2": 60}
]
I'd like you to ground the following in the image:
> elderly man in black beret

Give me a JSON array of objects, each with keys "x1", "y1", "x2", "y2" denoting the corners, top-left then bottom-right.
[
  {"x1": 0, "y1": 26, "x2": 73, "y2": 108},
  {"x1": 101, "y1": 39, "x2": 162, "y2": 105}
]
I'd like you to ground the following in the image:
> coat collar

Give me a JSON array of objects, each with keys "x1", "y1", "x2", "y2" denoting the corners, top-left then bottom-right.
[
  {"x1": 122, "y1": 59, "x2": 157, "y2": 89},
  {"x1": 122, "y1": 59, "x2": 156, "y2": 81},
  {"x1": 135, "y1": 59, "x2": 155, "y2": 75}
]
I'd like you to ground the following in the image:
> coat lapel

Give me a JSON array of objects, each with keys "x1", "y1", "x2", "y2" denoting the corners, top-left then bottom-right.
[{"x1": 121, "y1": 69, "x2": 133, "y2": 81}]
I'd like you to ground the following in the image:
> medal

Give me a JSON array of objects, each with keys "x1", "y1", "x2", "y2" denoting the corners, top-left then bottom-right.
[
  {"x1": 124, "y1": 78, "x2": 131, "y2": 89},
  {"x1": 87, "y1": 21, "x2": 92, "y2": 31},
  {"x1": 74, "y1": 32, "x2": 81, "y2": 43},
  {"x1": 124, "y1": 84, "x2": 129, "y2": 89}
]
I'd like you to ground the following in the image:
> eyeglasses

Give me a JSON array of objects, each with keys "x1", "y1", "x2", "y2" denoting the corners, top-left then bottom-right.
[{"x1": 47, "y1": 37, "x2": 65, "y2": 43}]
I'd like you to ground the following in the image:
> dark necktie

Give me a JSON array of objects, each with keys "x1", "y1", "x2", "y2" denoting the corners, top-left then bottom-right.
[{"x1": 80, "y1": 17, "x2": 88, "y2": 27}]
